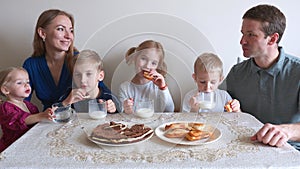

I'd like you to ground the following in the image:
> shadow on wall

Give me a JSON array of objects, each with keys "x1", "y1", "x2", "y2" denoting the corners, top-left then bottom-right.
[{"x1": 82, "y1": 13, "x2": 215, "y2": 112}]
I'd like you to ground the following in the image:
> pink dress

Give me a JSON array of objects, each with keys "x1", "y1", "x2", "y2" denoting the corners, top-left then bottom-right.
[{"x1": 0, "y1": 101, "x2": 39, "y2": 152}]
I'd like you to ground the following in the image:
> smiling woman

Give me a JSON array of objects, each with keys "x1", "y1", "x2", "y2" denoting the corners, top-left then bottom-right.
[{"x1": 22, "y1": 9, "x2": 79, "y2": 110}]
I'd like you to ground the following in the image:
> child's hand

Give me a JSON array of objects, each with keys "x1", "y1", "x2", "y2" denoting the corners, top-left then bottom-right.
[
  {"x1": 189, "y1": 95, "x2": 200, "y2": 112},
  {"x1": 225, "y1": 99, "x2": 241, "y2": 112},
  {"x1": 36, "y1": 108, "x2": 53, "y2": 122},
  {"x1": 99, "y1": 99, "x2": 116, "y2": 113},
  {"x1": 63, "y1": 88, "x2": 89, "y2": 106},
  {"x1": 231, "y1": 99, "x2": 241, "y2": 112},
  {"x1": 123, "y1": 98, "x2": 134, "y2": 114},
  {"x1": 149, "y1": 70, "x2": 167, "y2": 90},
  {"x1": 25, "y1": 108, "x2": 54, "y2": 125}
]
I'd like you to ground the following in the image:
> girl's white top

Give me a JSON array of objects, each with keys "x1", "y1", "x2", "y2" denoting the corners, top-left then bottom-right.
[{"x1": 119, "y1": 81, "x2": 175, "y2": 112}]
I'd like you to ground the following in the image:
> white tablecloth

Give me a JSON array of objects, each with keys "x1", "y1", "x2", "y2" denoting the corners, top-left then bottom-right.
[{"x1": 1, "y1": 112, "x2": 300, "y2": 169}]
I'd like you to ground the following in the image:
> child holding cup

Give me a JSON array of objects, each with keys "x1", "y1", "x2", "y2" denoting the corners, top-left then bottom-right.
[
  {"x1": 182, "y1": 53, "x2": 241, "y2": 112},
  {"x1": 0, "y1": 67, "x2": 53, "y2": 152},
  {"x1": 61, "y1": 49, "x2": 118, "y2": 114},
  {"x1": 119, "y1": 40, "x2": 175, "y2": 114}
]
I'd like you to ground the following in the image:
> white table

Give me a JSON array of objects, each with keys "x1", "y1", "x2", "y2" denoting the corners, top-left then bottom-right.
[{"x1": 1, "y1": 112, "x2": 300, "y2": 169}]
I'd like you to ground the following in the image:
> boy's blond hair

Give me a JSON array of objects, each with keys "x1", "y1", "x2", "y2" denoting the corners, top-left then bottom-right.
[
  {"x1": 194, "y1": 53, "x2": 223, "y2": 76},
  {"x1": 74, "y1": 49, "x2": 103, "y2": 71}
]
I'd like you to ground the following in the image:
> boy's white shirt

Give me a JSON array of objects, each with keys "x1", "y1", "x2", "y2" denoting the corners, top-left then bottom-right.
[
  {"x1": 118, "y1": 81, "x2": 175, "y2": 112},
  {"x1": 182, "y1": 88, "x2": 232, "y2": 112}
]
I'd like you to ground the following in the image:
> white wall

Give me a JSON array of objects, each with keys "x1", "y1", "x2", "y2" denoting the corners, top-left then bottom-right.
[{"x1": 1, "y1": 0, "x2": 299, "y2": 110}]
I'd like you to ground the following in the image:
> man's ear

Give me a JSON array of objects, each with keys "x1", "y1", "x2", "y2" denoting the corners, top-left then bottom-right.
[
  {"x1": 37, "y1": 27, "x2": 46, "y2": 41},
  {"x1": 98, "y1": 70, "x2": 105, "y2": 81},
  {"x1": 268, "y1": 32, "x2": 279, "y2": 45}
]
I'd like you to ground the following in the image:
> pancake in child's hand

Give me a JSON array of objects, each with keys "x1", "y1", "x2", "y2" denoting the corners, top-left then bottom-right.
[
  {"x1": 143, "y1": 71, "x2": 154, "y2": 80},
  {"x1": 224, "y1": 101, "x2": 233, "y2": 112}
]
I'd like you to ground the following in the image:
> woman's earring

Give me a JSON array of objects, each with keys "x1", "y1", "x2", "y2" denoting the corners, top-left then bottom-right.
[{"x1": 42, "y1": 37, "x2": 45, "y2": 42}]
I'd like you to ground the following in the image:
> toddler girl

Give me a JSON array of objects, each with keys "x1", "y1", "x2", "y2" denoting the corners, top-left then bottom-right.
[{"x1": 0, "y1": 67, "x2": 53, "y2": 152}]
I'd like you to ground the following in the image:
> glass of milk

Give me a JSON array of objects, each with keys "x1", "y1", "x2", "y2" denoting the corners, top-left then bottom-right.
[
  {"x1": 196, "y1": 92, "x2": 216, "y2": 113},
  {"x1": 88, "y1": 100, "x2": 107, "y2": 120},
  {"x1": 134, "y1": 99, "x2": 154, "y2": 118}
]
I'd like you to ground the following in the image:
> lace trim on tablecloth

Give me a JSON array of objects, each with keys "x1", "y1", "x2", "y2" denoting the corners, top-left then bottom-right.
[{"x1": 46, "y1": 113, "x2": 259, "y2": 164}]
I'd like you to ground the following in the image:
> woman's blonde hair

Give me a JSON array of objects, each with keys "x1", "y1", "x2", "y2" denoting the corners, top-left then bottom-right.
[
  {"x1": 194, "y1": 53, "x2": 223, "y2": 76},
  {"x1": 32, "y1": 9, "x2": 78, "y2": 72},
  {"x1": 125, "y1": 40, "x2": 167, "y2": 76},
  {"x1": 0, "y1": 67, "x2": 27, "y2": 96}
]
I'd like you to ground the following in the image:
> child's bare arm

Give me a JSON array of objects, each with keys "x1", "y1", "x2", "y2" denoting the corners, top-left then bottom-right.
[{"x1": 24, "y1": 108, "x2": 53, "y2": 125}]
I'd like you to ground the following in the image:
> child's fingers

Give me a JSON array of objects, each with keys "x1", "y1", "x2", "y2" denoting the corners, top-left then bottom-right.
[
  {"x1": 225, "y1": 99, "x2": 241, "y2": 112},
  {"x1": 98, "y1": 99, "x2": 105, "y2": 103},
  {"x1": 189, "y1": 96, "x2": 197, "y2": 106},
  {"x1": 106, "y1": 100, "x2": 116, "y2": 113},
  {"x1": 127, "y1": 98, "x2": 134, "y2": 105},
  {"x1": 47, "y1": 109, "x2": 55, "y2": 121},
  {"x1": 124, "y1": 106, "x2": 133, "y2": 114}
]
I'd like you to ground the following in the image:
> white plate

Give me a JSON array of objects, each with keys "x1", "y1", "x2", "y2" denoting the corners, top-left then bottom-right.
[
  {"x1": 155, "y1": 121, "x2": 221, "y2": 145},
  {"x1": 87, "y1": 124, "x2": 154, "y2": 147}
]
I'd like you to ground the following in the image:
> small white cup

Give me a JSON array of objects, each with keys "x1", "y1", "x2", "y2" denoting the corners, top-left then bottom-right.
[
  {"x1": 196, "y1": 92, "x2": 216, "y2": 112},
  {"x1": 52, "y1": 103, "x2": 73, "y2": 123},
  {"x1": 134, "y1": 99, "x2": 154, "y2": 118},
  {"x1": 88, "y1": 100, "x2": 107, "y2": 119}
]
